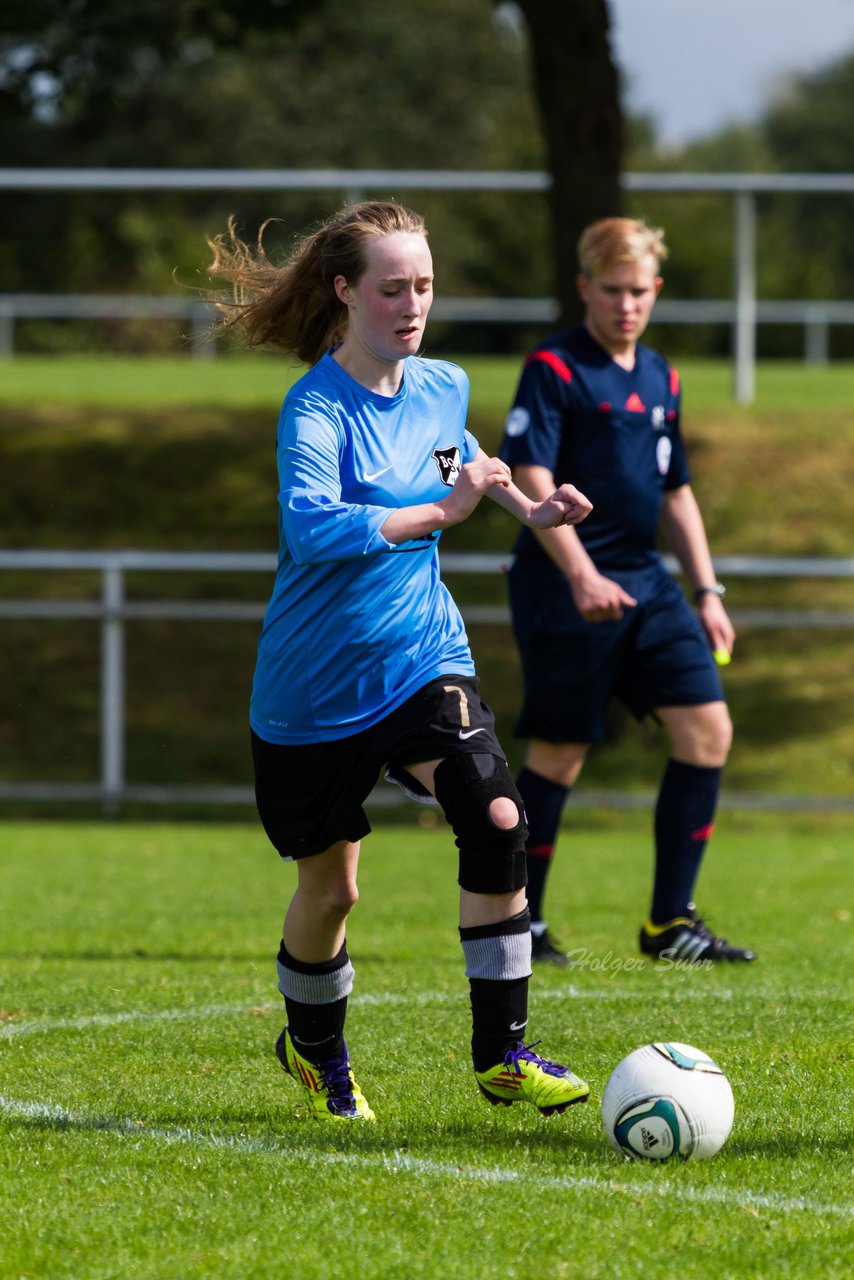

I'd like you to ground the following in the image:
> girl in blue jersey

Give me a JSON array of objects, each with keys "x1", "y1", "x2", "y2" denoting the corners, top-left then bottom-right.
[{"x1": 207, "y1": 200, "x2": 593, "y2": 1121}]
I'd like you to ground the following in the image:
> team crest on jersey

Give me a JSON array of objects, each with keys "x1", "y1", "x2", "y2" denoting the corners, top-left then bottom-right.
[
  {"x1": 651, "y1": 405, "x2": 666, "y2": 430},
  {"x1": 432, "y1": 445, "x2": 462, "y2": 487},
  {"x1": 504, "y1": 407, "x2": 530, "y2": 438}
]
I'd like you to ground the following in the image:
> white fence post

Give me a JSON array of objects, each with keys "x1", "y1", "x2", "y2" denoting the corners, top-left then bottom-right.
[
  {"x1": 101, "y1": 561, "x2": 126, "y2": 809},
  {"x1": 804, "y1": 305, "x2": 830, "y2": 364},
  {"x1": 0, "y1": 309, "x2": 13, "y2": 357},
  {"x1": 733, "y1": 191, "x2": 757, "y2": 405}
]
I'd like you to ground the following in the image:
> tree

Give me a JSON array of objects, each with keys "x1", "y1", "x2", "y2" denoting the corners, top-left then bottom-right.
[
  {"x1": 762, "y1": 52, "x2": 854, "y2": 311},
  {"x1": 0, "y1": 0, "x2": 625, "y2": 342},
  {"x1": 0, "y1": 0, "x2": 554, "y2": 351},
  {"x1": 513, "y1": 0, "x2": 623, "y2": 324}
]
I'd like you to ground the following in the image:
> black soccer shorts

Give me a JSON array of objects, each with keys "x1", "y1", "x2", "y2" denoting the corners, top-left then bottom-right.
[{"x1": 251, "y1": 674, "x2": 505, "y2": 860}]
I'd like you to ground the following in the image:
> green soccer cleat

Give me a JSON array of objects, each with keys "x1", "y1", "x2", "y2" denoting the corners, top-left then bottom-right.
[
  {"x1": 475, "y1": 1041, "x2": 589, "y2": 1116},
  {"x1": 276, "y1": 1028, "x2": 376, "y2": 1121}
]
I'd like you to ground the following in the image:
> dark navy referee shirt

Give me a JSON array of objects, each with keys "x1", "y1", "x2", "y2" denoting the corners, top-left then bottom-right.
[{"x1": 500, "y1": 325, "x2": 690, "y2": 571}]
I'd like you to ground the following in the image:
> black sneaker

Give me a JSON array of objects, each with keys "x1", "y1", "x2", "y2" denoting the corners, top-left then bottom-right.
[
  {"x1": 531, "y1": 927, "x2": 571, "y2": 967},
  {"x1": 639, "y1": 906, "x2": 757, "y2": 964}
]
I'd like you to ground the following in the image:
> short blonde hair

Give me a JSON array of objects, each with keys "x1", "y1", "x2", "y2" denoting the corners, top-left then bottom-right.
[{"x1": 577, "y1": 217, "x2": 668, "y2": 278}]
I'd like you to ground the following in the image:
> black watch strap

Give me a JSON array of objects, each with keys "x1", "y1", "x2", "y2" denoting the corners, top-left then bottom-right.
[{"x1": 695, "y1": 583, "x2": 726, "y2": 601}]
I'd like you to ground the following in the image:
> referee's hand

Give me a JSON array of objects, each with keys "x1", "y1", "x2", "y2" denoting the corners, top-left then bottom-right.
[{"x1": 571, "y1": 570, "x2": 637, "y2": 622}]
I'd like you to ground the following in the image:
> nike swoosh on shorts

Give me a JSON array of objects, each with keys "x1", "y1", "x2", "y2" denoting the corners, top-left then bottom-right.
[{"x1": 458, "y1": 728, "x2": 486, "y2": 739}]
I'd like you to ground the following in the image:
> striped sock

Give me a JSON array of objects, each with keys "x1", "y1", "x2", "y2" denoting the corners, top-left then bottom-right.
[
  {"x1": 276, "y1": 940, "x2": 354, "y2": 1063},
  {"x1": 460, "y1": 908, "x2": 532, "y2": 1071}
]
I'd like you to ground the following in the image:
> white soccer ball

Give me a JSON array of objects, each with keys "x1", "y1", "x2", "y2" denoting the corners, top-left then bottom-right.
[{"x1": 601, "y1": 1042, "x2": 734, "y2": 1161}]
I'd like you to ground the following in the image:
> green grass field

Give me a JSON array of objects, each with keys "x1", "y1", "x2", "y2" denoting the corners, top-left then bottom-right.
[
  {"x1": 1, "y1": 815, "x2": 851, "y2": 1279},
  {"x1": 4, "y1": 352, "x2": 854, "y2": 415}
]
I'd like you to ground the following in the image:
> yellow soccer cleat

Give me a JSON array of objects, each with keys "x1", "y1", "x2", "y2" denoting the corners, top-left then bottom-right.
[
  {"x1": 276, "y1": 1028, "x2": 376, "y2": 1121},
  {"x1": 475, "y1": 1041, "x2": 589, "y2": 1116}
]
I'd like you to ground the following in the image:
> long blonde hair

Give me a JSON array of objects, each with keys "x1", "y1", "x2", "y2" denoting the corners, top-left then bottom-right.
[{"x1": 206, "y1": 200, "x2": 428, "y2": 365}]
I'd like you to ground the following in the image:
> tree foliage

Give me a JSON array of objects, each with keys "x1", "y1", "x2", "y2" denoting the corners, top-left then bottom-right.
[
  {"x1": 1, "y1": 2, "x2": 852, "y2": 358},
  {"x1": 0, "y1": 0, "x2": 559, "y2": 350},
  {"x1": 625, "y1": 50, "x2": 854, "y2": 358}
]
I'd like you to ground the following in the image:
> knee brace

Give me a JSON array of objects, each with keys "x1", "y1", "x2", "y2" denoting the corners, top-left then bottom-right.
[{"x1": 433, "y1": 753, "x2": 528, "y2": 894}]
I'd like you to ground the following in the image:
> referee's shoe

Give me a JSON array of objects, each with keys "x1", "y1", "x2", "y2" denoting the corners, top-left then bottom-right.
[
  {"x1": 530, "y1": 923, "x2": 571, "y2": 967},
  {"x1": 640, "y1": 906, "x2": 757, "y2": 964}
]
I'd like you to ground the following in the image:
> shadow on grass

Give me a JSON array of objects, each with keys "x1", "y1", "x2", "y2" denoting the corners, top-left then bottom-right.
[
  {"x1": 5, "y1": 1101, "x2": 610, "y2": 1164},
  {"x1": 726, "y1": 1132, "x2": 854, "y2": 1159},
  {"x1": 10, "y1": 1094, "x2": 851, "y2": 1164},
  {"x1": 2, "y1": 949, "x2": 267, "y2": 963},
  {"x1": 2, "y1": 948, "x2": 453, "y2": 967}
]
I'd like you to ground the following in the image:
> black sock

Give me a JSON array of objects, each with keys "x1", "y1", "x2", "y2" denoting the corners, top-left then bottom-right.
[
  {"x1": 468, "y1": 976, "x2": 530, "y2": 1072},
  {"x1": 277, "y1": 941, "x2": 350, "y2": 1063},
  {"x1": 460, "y1": 909, "x2": 531, "y2": 1071},
  {"x1": 517, "y1": 767, "x2": 570, "y2": 923},
  {"x1": 651, "y1": 759, "x2": 722, "y2": 924}
]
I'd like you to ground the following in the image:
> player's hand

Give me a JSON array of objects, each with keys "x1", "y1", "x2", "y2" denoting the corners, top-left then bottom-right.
[
  {"x1": 527, "y1": 484, "x2": 593, "y2": 530},
  {"x1": 440, "y1": 454, "x2": 512, "y2": 524},
  {"x1": 698, "y1": 593, "x2": 735, "y2": 659},
  {"x1": 570, "y1": 570, "x2": 638, "y2": 622}
]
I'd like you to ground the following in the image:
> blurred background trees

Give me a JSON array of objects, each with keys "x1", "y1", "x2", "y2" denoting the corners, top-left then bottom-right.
[{"x1": 1, "y1": 0, "x2": 852, "y2": 356}]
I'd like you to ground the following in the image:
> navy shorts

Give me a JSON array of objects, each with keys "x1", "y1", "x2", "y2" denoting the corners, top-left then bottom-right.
[
  {"x1": 251, "y1": 675, "x2": 505, "y2": 860},
  {"x1": 507, "y1": 556, "x2": 724, "y2": 744}
]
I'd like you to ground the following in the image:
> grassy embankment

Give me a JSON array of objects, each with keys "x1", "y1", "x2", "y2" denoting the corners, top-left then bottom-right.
[{"x1": 1, "y1": 355, "x2": 852, "y2": 806}]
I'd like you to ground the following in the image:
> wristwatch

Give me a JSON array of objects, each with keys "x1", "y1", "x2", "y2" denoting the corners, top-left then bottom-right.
[{"x1": 694, "y1": 582, "x2": 726, "y2": 601}]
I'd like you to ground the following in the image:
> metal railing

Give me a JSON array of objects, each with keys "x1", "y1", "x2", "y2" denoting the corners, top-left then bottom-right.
[
  {"x1": 1, "y1": 548, "x2": 852, "y2": 811},
  {"x1": 2, "y1": 293, "x2": 852, "y2": 367},
  {"x1": 2, "y1": 168, "x2": 853, "y2": 401}
]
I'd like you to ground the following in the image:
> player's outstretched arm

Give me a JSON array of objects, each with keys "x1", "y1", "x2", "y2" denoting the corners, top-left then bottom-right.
[{"x1": 488, "y1": 477, "x2": 593, "y2": 528}]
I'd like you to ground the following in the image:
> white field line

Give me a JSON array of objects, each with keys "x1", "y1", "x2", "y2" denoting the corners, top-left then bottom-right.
[
  {"x1": 0, "y1": 989, "x2": 733, "y2": 1041},
  {"x1": 0, "y1": 1092, "x2": 850, "y2": 1222},
  {"x1": 3, "y1": 983, "x2": 845, "y2": 1041}
]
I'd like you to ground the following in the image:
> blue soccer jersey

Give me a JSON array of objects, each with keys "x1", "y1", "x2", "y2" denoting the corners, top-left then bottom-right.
[
  {"x1": 500, "y1": 326, "x2": 690, "y2": 569},
  {"x1": 250, "y1": 352, "x2": 479, "y2": 744}
]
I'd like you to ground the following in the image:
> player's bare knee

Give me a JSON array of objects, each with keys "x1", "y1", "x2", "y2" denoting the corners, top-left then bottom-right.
[
  {"x1": 528, "y1": 740, "x2": 587, "y2": 788},
  {"x1": 312, "y1": 879, "x2": 359, "y2": 928},
  {"x1": 713, "y1": 715, "x2": 733, "y2": 761},
  {"x1": 488, "y1": 794, "x2": 521, "y2": 829},
  {"x1": 701, "y1": 704, "x2": 733, "y2": 763},
  {"x1": 433, "y1": 753, "x2": 528, "y2": 894}
]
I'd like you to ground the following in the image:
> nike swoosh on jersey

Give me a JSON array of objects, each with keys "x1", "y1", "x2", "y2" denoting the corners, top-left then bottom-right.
[
  {"x1": 364, "y1": 465, "x2": 393, "y2": 482},
  {"x1": 458, "y1": 727, "x2": 485, "y2": 739}
]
